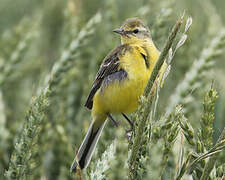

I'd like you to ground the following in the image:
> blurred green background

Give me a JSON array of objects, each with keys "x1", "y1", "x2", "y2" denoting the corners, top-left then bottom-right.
[{"x1": 0, "y1": 0, "x2": 225, "y2": 179}]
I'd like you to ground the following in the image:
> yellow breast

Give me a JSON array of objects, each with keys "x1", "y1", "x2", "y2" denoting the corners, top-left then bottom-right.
[{"x1": 92, "y1": 45, "x2": 154, "y2": 117}]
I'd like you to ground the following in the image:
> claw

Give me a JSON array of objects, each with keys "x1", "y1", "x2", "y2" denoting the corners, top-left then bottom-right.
[{"x1": 125, "y1": 129, "x2": 133, "y2": 140}]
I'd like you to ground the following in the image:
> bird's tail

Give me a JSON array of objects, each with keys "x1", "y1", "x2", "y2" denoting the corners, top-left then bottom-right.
[{"x1": 70, "y1": 119, "x2": 107, "y2": 172}]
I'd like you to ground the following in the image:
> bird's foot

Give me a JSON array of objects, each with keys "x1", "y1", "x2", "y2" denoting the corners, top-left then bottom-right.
[
  {"x1": 125, "y1": 128, "x2": 133, "y2": 140},
  {"x1": 107, "y1": 113, "x2": 118, "y2": 127}
]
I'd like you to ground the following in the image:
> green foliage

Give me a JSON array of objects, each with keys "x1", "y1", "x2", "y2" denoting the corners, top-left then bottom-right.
[
  {"x1": 200, "y1": 85, "x2": 218, "y2": 150},
  {"x1": 0, "y1": 0, "x2": 225, "y2": 179},
  {"x1": 90, "y1": 141, "x2": 116, "y2": 180}
]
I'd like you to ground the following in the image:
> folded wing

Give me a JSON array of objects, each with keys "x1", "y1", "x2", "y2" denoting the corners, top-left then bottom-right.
[{"x1": 84, "y1": 44, "x2": 130, "y2": 109}]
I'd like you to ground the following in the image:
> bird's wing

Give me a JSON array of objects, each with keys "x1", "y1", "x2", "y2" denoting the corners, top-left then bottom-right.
[{"x1": 85, "y1": 44, "x2": 130, "y2": 109}]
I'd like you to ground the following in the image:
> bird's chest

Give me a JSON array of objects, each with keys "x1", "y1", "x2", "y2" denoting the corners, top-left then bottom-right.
[
  {"x1": 97, "y1": 76, "x2": 148, "y2": 114},
  {"x1": 93, "y1": 46, "x2": 152, "y2": 114},
  {"x1": 98, "y1": 57, "x2": 150, "y2": 113},
  {"x1": 120, "y1": 48, "x2": 149, "y2": 78}
]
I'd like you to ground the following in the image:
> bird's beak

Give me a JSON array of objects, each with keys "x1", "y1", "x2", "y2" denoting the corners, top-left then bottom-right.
[{"x1": 113, "y1": 28, "x2": 124, "y2": 35}]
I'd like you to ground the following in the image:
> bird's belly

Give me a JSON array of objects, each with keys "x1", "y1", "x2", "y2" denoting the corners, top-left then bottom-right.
[{"x1": 92, "y1": 77, "x2": 147, "y2": 115}]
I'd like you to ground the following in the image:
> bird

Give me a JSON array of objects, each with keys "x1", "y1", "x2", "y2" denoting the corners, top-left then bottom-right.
[{"x1": 70, "y1": 17, "x2": 166, "y2": 173}]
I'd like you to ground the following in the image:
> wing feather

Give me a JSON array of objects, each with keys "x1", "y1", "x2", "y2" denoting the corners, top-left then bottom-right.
[{"x1": 84, "y1": 44, "x2": 130, "y2": 109}]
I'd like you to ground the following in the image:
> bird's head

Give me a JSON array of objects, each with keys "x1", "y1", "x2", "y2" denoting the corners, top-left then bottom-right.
[{"x1": 113, "y1": 18, "x2": 151, "y2": 44}]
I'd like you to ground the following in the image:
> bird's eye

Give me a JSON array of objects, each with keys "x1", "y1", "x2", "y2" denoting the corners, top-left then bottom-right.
[{"x1": 133, "y1": 29, "x2": 139, "y2": 34}]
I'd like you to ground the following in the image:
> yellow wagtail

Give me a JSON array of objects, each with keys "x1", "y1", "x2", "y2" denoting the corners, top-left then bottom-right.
[{"x1": 71, "y1": 18, "x2": 165, "y2": 172}]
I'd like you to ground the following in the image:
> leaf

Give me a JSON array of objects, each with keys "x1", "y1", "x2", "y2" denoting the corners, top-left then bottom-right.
[
  {"x1": 175, "y1": 34, "x2": 187, "y2": 52},
  {"x1": 185, "y1": 17, "x2": 192, "y2": 33},
  {"x1": 167, "y1": 48, "x2": 173, "y2": 64},
  {"x1": 162, "y1": 65, "x2": 171, "y2": 83}
]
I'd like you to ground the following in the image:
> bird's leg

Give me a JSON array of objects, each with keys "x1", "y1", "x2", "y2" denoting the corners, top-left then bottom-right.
[
  {"x1": 107, "y1": 113, "x2": 118, "y2": 127},
  {"x1": 122, "y1": 113, "x2": 133, "y2": 129},
  {"x1": 122, "y1": 113, "x2": 135, "y2": 139}
]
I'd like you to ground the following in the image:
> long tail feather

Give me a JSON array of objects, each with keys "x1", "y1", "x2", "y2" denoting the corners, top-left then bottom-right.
[{"x1": 70, "y1": 121, "x2": 106, "y2": 172}]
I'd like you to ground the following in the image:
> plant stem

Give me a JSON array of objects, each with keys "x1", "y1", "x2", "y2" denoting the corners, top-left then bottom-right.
[
  {"x1": 144, "y1": 17, "x2": 182, "y2": 97},
  {"x1": 200, "y1": 128, "x2": 225, "y2": 180},
  {"x1": 128, "y1": 16, "x2": 183, "y2": 180}
]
